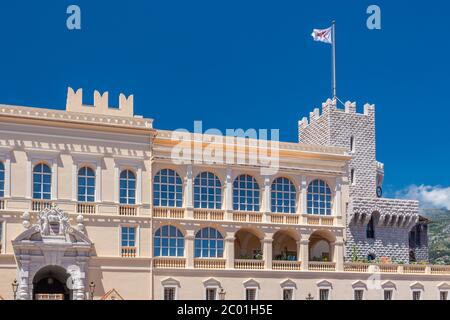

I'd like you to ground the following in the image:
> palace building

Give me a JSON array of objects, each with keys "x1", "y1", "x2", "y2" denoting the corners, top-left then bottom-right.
[{"x1": 0, "y1": 88, "x2": 448, "y2": 300}]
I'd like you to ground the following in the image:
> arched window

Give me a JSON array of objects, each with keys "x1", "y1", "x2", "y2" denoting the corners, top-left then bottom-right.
[
  {"x1": 194, "y1": 172, "x2": 222, "y2": 209},
  {"x1": 307, "y1": 179, "x2": 332, "y2": 215},
  {"x1": 78, "y1": 167, "x2": 95, "y2": 202},
  {"x1": 153, "y1": 169, "x2": 183, "y2": 207},
  {"x1": 366, "y1": 217, "x2": 375, "y2": 239},
  {"x1": 271, "y1": 177, "x2": 296, "y2": 213},
  {"x1": 0, "y1": 161, "x2": 4, "y2": 198},
  {"x1": 233, "y1": 174, "x2": 260, "y2": 212},
  {"x1": 120, "y1": 170, "x2": 136, "y2": 204},
  {"x1": 154, "y1": 225, "x2": 184, "y2": 257},
  {"x1": 194, "y1": 227, "x2": 224, "y2": 258},
  {"x1": 33, "y1": 163, "x2": 51, "y2": 200}
]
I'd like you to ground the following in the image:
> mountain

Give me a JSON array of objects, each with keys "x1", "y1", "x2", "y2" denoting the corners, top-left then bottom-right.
[{"x1": 420, "y1": 208, "x2": 450, "y2": 264}]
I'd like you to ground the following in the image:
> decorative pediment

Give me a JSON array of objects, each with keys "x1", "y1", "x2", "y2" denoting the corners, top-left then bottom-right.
[
  {"x1": 203, "y1": 277, "x2": 221, "y2": 288},
  {"x1": 14, "y1": 207, "x2": 92, "y2": 247},
  {"x1": 316, "y1": 280, "x2": 332, "y2": 288},
  {"x1": 243, "y1": 279, "x2": 260, "y2": 289},
  {"x1": 101, "y1": 289, "x2": 124, "y2": 300},
  {"x1": 280, "y1": 279, "x2": 297, "y2": 289},
  {"x1": 161, "y1": 277, "x2": 181, "y2": 287},
  {"x1": 438, "y1": 282, "x2": 450, "y2": 290},
  {"x1": 381, "y1": 281, "x2": 396, "y2": 289},
  {"x1": 352, "y1": 280, "x2": 367, "y2": 289},
  {"x1": 410, "y1": 282, "x2": 424, "y2": 290}
]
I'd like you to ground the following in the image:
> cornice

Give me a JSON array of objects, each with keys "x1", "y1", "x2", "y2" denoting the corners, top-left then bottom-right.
[
  {"x1": 154, "y1": 129, "x2": 350, "y2": 160},
  {"x1": 0, "y1": 104, "x2": 154, "y2": 131}
]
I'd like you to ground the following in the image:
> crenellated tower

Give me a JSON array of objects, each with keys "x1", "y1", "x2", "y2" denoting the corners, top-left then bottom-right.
[{"x1": 298, "y1": 98, "x2": 381, "y2": 199}]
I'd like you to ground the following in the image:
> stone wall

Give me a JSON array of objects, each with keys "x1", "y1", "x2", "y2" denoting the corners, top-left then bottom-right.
[
  {"x1": 298, "y1": 99, "x2": 425, "y2": 263},
  {"x1": 346, "y1": 197, "x2": 419, "y2": 263},
  {"x1": 299, "y1": 99, "x2": 377, "y2": 198}
]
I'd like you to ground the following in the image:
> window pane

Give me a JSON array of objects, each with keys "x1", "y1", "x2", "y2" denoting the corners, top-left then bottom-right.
[
  {"x1": 307, "y1": 180, "x2": 332, "y2": 215},
  {"x1": 153, "y1": 169, "x2": 183, "y2": 207},
  {"x1": 233, "y1": 175, "x2": 260, "y2": 212},
  {"x1": 153, "y1": 226, "x2": 184, "y2": 257}
]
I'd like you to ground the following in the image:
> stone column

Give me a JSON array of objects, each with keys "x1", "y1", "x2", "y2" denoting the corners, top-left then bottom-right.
[
  {"x1": 4, "y1": 155, "x2": 11, "y2": 198},
  {"x1": 17, "y1": 257, "x2": 31, "y2": 300},
  {"x1": 136, "y1": 167, "x2": 142, "y2": 205},
  {"x1": 95, "y1": 165, "x2": 102, "y2": 202},
  {"x1": 72, "y1": 162, "x2": 79, "y2": 202},
  {"x1": 333, "y1": 240, "x2": 344, "y2": 272},
  {"x1": 224, "y1": 168, "x2": 233, "y2": 220},
  {"x1": 299, "y1": 239, "x2": 309, "y2": 271},
  {"x1": 70, "y1": 263, "x2": 87, "y2": 300},
  {"x1": 262, "y1": 237, "x2": 273, "y2": 270},
  {"x1": 185, "y1": 165, "x2": 193, "y2": 218},
  {"x1": 225, "y1": 234, "x2": 235, "y2": 269},
  {"x1": 300, "y1": 176, "x2": 307, "y2": 214},
  {"x1": 334, "y1": 177, "x2": 342, "y2": 224},
  {"x1": 114, "y1": 165, "x2": 119, "y2": 203},
  {"x1": 52, "y1": 161, "x2": 58, "y2": 200},
  {"x1": 26, "y1": 158, "x2": 32, "y2": 199},
  {"x1": 262, "y1": 176, "x2": 271, "y2": 222},
  {"x1": 185, "y1": 230, "x2": 195, "y2": 268}
]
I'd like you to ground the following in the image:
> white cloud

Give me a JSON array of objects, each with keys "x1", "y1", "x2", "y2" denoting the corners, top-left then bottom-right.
[{"x1": 397, "y1": 185, "x2": 450, "y2": 210}]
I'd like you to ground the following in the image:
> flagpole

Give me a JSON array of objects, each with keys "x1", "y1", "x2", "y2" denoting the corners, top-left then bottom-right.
[{"x1": 331, "y1": 20, "x2": 337, "y2": 101}]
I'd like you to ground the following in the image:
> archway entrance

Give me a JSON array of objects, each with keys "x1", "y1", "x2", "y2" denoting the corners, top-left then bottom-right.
[{"x1": 32, "y1": 266, "x2": 71, "y2": 300}]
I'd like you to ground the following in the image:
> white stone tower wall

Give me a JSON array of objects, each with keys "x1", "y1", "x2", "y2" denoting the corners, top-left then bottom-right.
[{"x1": 298, "y1": 99, "x2": 421, "y2": 264}]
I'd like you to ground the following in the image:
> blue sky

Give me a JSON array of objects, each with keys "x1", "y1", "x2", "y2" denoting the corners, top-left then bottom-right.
[{"x1": 0, "y1": 1, "x2": 449, "y2": 203}]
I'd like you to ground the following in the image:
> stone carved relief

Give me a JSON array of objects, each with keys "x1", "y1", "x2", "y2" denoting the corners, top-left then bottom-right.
[
  {"x1": 37, "y1": 206, "x2": 70, "y2": 236},
  {"x1": 13, "y1": 206, "x2": 92, "y2": 300}
]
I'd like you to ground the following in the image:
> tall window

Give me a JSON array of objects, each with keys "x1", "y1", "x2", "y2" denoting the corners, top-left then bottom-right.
[
  {"x1": 354, "y1": 290, "x2": 364, "y2": 300},
  {"x1": 78, "y1": 167, "x2": 95, "y2": 202},
  {"x1": 366, "y1": 217, "x2": 375, "y2": 239},
  {"x1": 246, "y1": 288, "x2": 257, "y2": 300},
  {"x1": 271, "y1": 177, "x2": 296, "y2": 213},
  {"x1": 194, "y1": 172, "x2": 222, "y2": 209},
  {"x1": 384, "y1": 290, "x2": 393, "y2": 300},
  {"x1": 121, "y1": 226, "x2": 136, "y2": 248},
  {"x1": 154, "y1": 225, "x2": 184, "y2": 257},
  {"x1": 0, "y1": 161, "x2": 4, "y2": 198},
  {"x1": 120, "y1": 170, "x2": 136, "y2": 204},
  {"x1": 164, "y1": 287, "x2": 176, "y2": 300},
  {"x1": 307, "y1": 179, "x2": 332, "y2": 215},
  {"x1": 153, "y1": 169, "x2": 183, "y2": 207},
  {"x1": 233, "y1": 174, "x2": 260, "y2": 212},
  {"x1": 412, "y1": 291, "x2": 421, "y2": 301},
  {"x1": 319, "y1": 289, "x2": 330, "y2": 300},
  {"x1": 283, "y1": 289, "x2": 293, "y2": 300},
  {"x1": 350, "y1": 169, "x2": 355, "y2": 185},
  {"x1": 206, "y1": 288, "x2": 217, "y2": 300},
  {"x1": 194, "y1": 227, "x2": 224, "y2": 258},
  {"x1": 33, "y1": 163, "x2": 51, "y2": 200},
  {"x1": 440, "y1": 291, "x2": 448, "y2": 301}
]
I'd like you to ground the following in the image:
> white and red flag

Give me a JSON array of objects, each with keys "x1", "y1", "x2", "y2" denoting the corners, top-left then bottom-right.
[{"x1": 311, "y1": 27, "x2": 333, "y2": 44}]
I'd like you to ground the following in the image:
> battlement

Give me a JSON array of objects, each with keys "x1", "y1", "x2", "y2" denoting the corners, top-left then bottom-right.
[
  {"x1": 298, "y1": 99, "x2": 375, "y2": 131},
  {"x1": 66, "y1": 87, "x2": 135, "y2": 118}
]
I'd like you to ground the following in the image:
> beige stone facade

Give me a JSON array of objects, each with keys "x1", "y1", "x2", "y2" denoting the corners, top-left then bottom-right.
[{"x1": 0, "y1": 88, "x2": 448, "y2": 300}]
